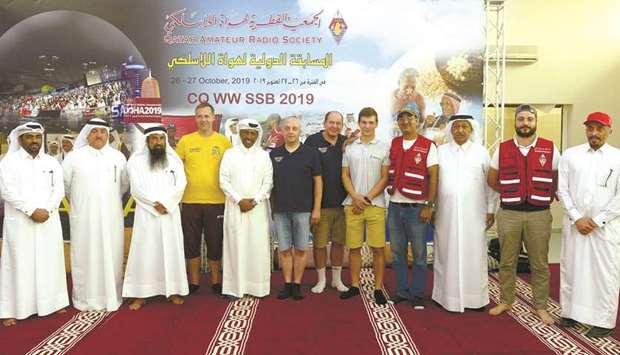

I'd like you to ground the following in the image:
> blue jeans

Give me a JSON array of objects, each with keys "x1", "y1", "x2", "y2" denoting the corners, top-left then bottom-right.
[
  {"x1": 387, "y1": 203, "x2": 429, "y2": 298},
  {"x1": 273, "y1": 212, "x2": 311, "y2": 251}
]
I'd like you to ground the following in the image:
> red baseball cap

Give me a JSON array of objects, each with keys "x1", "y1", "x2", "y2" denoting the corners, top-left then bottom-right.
[{"x1": 583, "y1": 112, "x2": 612, "y2": 127}]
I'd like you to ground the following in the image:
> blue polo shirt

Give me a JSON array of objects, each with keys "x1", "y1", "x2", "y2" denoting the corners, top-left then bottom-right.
[
  {"x1": 304, "y1": 131, "x2": 347, "y2": 209},
  {"x1": 270, "y1": 143, "x2": 322, "y2": 213}
]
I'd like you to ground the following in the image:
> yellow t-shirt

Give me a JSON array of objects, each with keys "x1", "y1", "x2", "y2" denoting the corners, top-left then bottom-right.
[{"x1": 176, "y1": 131, "x2": 232, "y2": 204}]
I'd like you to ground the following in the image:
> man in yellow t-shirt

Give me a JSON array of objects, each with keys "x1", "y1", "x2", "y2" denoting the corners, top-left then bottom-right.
[{"x1": 176, "y1": 102, "x2": 232, "y2": 295}]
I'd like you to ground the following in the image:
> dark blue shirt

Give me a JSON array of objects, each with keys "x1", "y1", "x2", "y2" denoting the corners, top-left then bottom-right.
[
  {"x1": 270, "y1": 143, "x2": 322, "y2": 213},
  {"x1": 304, "y1": 131, "x2": 347, "y2": 209}
]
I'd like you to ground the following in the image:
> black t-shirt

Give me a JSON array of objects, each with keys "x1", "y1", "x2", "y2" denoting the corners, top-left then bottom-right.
[
  {"x1": 270, "y1": 143, "x2": 322, "y2": 213},
  {"x1": 304, "y1": 131, "x2": 347, "y2": 209}
]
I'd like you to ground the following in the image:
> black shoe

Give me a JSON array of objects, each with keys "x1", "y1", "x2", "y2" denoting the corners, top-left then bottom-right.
[
  {"x1": 211, "y1": 283, "x2": 222, "y2": 295},
  {"x1": 389, "y1": 294, "x2": 409, "y2": 304},
  {"x1": 586, "y1": 326, "x2": 614, "y2": 338},
  {"x1": 340, "y1": 286, "x2": 360, "y2": 299},
  {"x1": 374, "y1": 290, "x2": 388, "y2": 305},
  {"x1": 292, "y1": 283, "x2": 304, "y2": 300},
  {"x1": 277, "y1": 283, "x2": 292, "y2": 300},
  {"x1": 411, "y1": 296, "x2": 425, "y2": 310},
  {"x1": 189, "y1": 284, "x2": 200, "y2": 295},
  {"x1": 557, "y1": 317, "x2": 578, "y2": 328}
]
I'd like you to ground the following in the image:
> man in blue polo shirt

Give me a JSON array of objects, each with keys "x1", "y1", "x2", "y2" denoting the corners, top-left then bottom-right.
[
  {"x1": 270, "y1": 116, "x2": 323, "y2": 300},
  {"x1": 305, "y1": 111, "x2": 350, "y2": 294}
]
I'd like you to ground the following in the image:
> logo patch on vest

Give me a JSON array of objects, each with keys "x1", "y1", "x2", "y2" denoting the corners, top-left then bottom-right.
[
  {"x1": 414, "y1": 152, "x2": 422, "y2": 165},
  {"x1": 318, "y1": 147, "x2": 328, "y2": 153},
  {"x1": 274, "y1": 156, "x2": 284, "y2": 162},
  {"x1": 539, "y1": 154, "x2": 547, "y2": 166}
]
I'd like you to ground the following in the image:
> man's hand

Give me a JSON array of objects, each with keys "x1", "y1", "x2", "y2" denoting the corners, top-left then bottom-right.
[
  {"x1": 485, "y1": 213, "x2": 495, "y2": 230},
  {"x1": 419, "y1": 206, "x2": 433, "y2": 224},
  {"x1": 30, "y1": 208, "x2": 49, "y2": 223},
  {"x1": 239, "y1": 199, "x2": 255, "y2": 213},
  {"x1": 352, "y1": 193, "x2": 370, "y2": 211},
  {"x1": 311, "y1": 208, "x2": 321, "y2": 225},
  {"x1": 352, "y1": 206, "x2": 363, "y2": 215},
  {"x1": 575, "y1": 217, "x2": 598, "y2": 235},
  {"x1": 154, "y1": 202, "x2": 168, "y2": 215}
]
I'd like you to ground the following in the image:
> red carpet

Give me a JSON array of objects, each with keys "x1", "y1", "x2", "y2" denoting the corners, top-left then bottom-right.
[
  {"x1": 0, "y1": 307, "x2": 78, "y2": 355},
  {"x1": 2, "y1": 265, "x2": 619, "y2": 354}
]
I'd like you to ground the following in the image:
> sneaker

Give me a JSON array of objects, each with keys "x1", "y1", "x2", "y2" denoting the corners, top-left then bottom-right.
[
  {"x1": 557, "y1": 317, "x2": 577, "y2": 328},
  {"x1": 389, "y1": 294, "x2": 409, "y2": 305},
  {"x1": 412, "y1": 296, "x2": 425, "y2": 310},
  {"x1": 586, "y1": 326, "x2": 614, "y2": 338},
  {"x1": 340, "y1": 286, "x2": 360, "y2": 300},
  {"x1": 211, "y1": 283, "x2": 222, "y2": 295},
  {"x1": 189, "y1": 284, "x2": 200, "y2": 295},
  {"x1": 277, "y1": 283, "x2": 292, "y2": 300},
  {"x1": 374, "y1": 290, "x2": 388, "y2": 305},
  {"x1": 292, "y1": 283, "x2": 304, "y2": 300}
]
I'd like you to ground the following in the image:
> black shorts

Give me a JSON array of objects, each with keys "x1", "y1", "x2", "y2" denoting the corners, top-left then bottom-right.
[{"x1": 181, "y1": 203, "x2": 224, "y2": 260}]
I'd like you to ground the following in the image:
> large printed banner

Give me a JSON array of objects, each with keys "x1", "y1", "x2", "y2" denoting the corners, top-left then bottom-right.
[{"x1": 0, "y1": 0, "x2": 484, "y2": 238}]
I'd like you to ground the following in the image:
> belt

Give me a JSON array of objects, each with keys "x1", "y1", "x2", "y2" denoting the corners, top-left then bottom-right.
[{"x1": 390, "y1": 202, "x2": 424, "y2": 208}]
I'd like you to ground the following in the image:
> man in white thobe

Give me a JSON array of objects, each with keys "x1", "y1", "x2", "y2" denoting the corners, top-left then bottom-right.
[
  {"x1": 60, "y1": 135, "x2": 74, "y2": 162},
  {"x1": 0, "y1": 123, "x2": 69, "y2": 326},
  {"x1": 220, "y1": 119, "x2": 273, "y2": 298},
  {"x1": 62, "y1": 118, "x2": 129, "y2": 311},
  {"x1": 224, "y1": 117, "x2": 241, "y2": 147},
  {"x1": 432, "y1": 114, "x2": 497, "y2": 312},
  {"x1": 123, "y1": 125, "x2": 188, "y2": 309},
  {"x1": 557, "y1": 112, "x2": 620, "y2": 338}
]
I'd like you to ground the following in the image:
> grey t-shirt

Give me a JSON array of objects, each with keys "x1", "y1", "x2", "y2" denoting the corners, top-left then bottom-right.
[{"x1": 342, "y1": 137, "x2": 390, "y2": 208}]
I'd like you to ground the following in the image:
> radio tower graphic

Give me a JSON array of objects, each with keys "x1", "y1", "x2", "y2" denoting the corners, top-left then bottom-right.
[{"x1": 329, "y1": 10, "x2": 348, "y2": 45}]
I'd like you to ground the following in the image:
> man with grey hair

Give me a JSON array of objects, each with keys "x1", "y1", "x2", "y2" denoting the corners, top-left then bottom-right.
[{"x1": 270, "y1": 117, "x2": 322, "y2": 300}]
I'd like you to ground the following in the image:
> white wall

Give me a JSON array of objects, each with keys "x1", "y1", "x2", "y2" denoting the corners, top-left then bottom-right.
[{"x1": 501, "y1": 0, "x2": 620, "y2": 148}]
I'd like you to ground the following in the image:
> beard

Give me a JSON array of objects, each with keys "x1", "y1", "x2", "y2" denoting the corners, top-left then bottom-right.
[
  {"x1": 515, "y1": 125, "x2": 536, "y2": 138},
  {"x1": 148, "y1": 145, "x2": 168, "y2": 170}
]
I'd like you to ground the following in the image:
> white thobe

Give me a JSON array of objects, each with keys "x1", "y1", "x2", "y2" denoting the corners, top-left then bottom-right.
[
  {"x1": 432, "y1": 141, "x2": 498, "y2": 312},
  {"x1": 123, "y1": 153, "x2": 189, "y2": 298},
  {"x1": 0, "y1": 149, "x2": 69, "y2": 319},
  {"x1": 558, "y1": 143, "x2": 620, "y2": 329},
  {"x1": 63, "y1": 145, "x2": 128, "y2": 311},
  {"x1": 219, "y1": 146, "x2": 273, "y2": 298}
]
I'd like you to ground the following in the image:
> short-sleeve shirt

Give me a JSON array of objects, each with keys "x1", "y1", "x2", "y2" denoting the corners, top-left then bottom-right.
[
  {"x1": 389, "y1": 138, "x2": 439, "y2": 203},
  {"x1": 304, "y1": 131, "x2": 347, "y2": 209},
  {"x1": 270, "y1": 143, "x2": 322, "y2": 213},
  {"x1": 342, "y1": 137, "x2": 390, "y2": 208},
  {"x1": 176, "y1": 131, "x2": 232, "y2": 204}
]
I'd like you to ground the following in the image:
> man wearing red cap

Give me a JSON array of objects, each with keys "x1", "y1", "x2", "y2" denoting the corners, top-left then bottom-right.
[
  {"x1": 557, "y1": 112, "x2": 620, "y2": 338},
  {"x1": 487, "y1": 104, "x2": 560, "y2": 324}
]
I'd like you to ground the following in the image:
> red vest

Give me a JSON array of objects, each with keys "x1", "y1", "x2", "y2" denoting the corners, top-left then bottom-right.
[
  {"x1": 498, "y1": 138, "x2": 555, "y2": 206},
  {"x1": 387, "y1": 136, "x2": 433, "y2": 200}
]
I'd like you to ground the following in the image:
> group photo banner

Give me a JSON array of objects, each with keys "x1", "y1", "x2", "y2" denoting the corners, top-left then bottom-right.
[{"x1": 0, "y1": 0, "x2": 485, "y2": 238}]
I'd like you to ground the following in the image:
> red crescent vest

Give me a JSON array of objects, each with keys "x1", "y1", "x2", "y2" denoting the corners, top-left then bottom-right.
[
  {"x1": 387, "y1": 135, "x2": 432, "y2": 200},
  {"x1": 498, "y1": 137, "x2": 555, "y2": 206}
]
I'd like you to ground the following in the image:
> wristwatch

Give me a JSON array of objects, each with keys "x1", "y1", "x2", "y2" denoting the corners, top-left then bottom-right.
[
  {"x1": 364, "y1": 196, "x2": 372, "y2": 204},
  {"x1": 423, "y1": 200, "x2": 436, "y2": 210}
]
